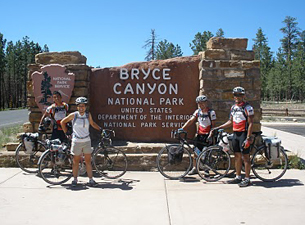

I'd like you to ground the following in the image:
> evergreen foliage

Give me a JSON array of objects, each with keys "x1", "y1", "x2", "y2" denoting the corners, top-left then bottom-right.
[{"x1": 156, "y1": 39, "x2": 183, "y2": 60}]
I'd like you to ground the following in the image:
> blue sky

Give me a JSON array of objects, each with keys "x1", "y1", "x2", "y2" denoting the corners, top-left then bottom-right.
[{"x1": 1, "y1": 0, "x2": 304, "y2": 68}]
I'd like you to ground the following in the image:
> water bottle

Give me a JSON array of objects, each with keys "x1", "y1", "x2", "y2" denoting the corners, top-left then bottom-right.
[{"x1": 194, "y1": 147, "x2": 201, "y2": 156}]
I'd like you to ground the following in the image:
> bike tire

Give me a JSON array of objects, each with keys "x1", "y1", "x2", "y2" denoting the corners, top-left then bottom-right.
[
  {"x1": 15, "y1": 141, "x2": 46, "y2": 173},
  {"x1": 156, "y1": 144, "x2": 192, "y2": 180},
  {"x1": 251, "y1": 146, "x2": 288, "y2": 182},
  {"x1": 93, "y1": 147, "x2": 128, "y2": 179},
  {"x1": 196, "y1": 146, "x2": 230, "y2": 182},
  {"x1": 38, "y1": 150, "x2": 73, "y2": 185}
]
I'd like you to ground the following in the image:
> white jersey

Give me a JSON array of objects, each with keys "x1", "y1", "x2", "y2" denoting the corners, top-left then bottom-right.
[
  {"x1": 72, "y1": 112, "x2": 90, "y2": 143},
  {"x1": 193, "y1": 108, "x2": 216, "y2": 134},
  {"x1": 230, "y1": 102, "x2": 254, "y2": 132}
]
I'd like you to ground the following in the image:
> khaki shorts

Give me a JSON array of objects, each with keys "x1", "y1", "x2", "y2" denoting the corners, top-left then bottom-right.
[{"x1": 71, "y1": 141, "x2": 92, "y2": 156}]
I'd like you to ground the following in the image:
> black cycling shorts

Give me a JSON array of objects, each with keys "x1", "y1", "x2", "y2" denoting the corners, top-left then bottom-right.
[
  {"x1": 51, "y1": 129, "x2": 67, "y2": 143},
  {"x1": 195, "y1": 134, "x2": 209, "y2": 151},
  {"x1": 232, "y1": 131, "x2": 250, "y2": 154}
]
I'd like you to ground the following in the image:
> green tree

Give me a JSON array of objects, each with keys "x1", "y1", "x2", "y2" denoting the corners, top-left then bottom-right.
[
  {"x1": 0, "y1": 33, "x2": 7, "y2": 109},
  {"x1": 216, "y1": 28, "x2": 224, "y2": 37},
  {"x1": 143, "y1": 29, "x2": 157, "y2": 61},
  {"x1": 189, "y1": 31, "x2": 214, "y2": 55},
  {"x1": 156, "y1": 39, "x2": 183, "y2": 60},
  {"x1": 280, "y1": 16, "x2": 300, "y2": 99},
  {"x1": 252, "y1": 28, "x2": 273, "y2": 100}
]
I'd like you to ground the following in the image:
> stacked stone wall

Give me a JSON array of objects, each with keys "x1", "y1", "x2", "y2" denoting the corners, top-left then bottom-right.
[{"x1": 26, "y1": 51, "x2": 90, "y2": 132}]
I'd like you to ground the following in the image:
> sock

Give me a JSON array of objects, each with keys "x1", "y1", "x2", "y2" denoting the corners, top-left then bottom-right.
[
  {"x1": 73, "y1": 177, "x2": 78, "y2": 182},
  {"x1": 244, "y1": 177, "x2": 250, "y2": 181},
  {"x1": 89, "y1": 178, "x2": 94, "y2": 182},
  {"x1": 236, "y1": 175, "x2": 242, "y2": 180}
]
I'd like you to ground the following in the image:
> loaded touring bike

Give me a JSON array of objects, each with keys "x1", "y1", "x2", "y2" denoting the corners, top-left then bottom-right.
[
  {"x1": 156, "y1": 130, "x2": 231, "y2": 182},
  {"x1": 38, "y1": 129, "x2": 128, "y2": 185}
]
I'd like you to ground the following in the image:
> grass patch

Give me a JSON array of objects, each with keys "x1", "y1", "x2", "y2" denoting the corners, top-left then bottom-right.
[
  {"x1": 288, "y1": 154, "x2": 305, "y2": 170},
  {"x1": 0, "y1": 125, "x2": 23, "y2": 148}
]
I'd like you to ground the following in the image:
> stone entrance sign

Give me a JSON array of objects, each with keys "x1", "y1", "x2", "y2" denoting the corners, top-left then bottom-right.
[
  {"x1": 90, "y1": 56, "x2": 200, "y2": 142},
  {"x1": 31, "y1": 64, "x2": 75, "y2": 113}
]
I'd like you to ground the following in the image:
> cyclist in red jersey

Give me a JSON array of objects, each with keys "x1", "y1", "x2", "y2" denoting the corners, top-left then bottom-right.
[
  {"x1": 39, "y1": 91, "x2": 69, "y2": 142},
  {"x1": 212, "y1": 87, "x2": 254, "y2": 187},
  {"x1": 179, "y1": 95, "x2": 216, "y2": 175}
]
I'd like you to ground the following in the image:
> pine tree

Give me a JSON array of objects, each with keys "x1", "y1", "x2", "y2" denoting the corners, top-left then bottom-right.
[
  {"x1": 189, "y1": 31, "x2": 214, "y2": 55},
  {"x1": 252, "y1": 28, "x2": 273, "y2": 100},
  {"x1": 280, "y1": 16, "x2": 300, "y2": 99},
  {"x1": 143, "y1": 29, "x2": 158, "y2": 61},
  {"x1": 156, "y1": 39, "x2": 183, "y2": 60},
  {"x1": 0, "y1": 33, "x2": 7, "y2": 109},
  {"x1": 216, "y1": 28, "x2": 224, "y2": 37},
  {"x1": 39, "y1": 71, "x2": 53, "y2": 106}
]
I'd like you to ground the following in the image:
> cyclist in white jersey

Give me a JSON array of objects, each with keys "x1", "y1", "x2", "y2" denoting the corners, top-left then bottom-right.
[
  {"x1": 179, "y1": 95, "x2": 216, "y2": 175},
  {"x1": 61, "y1": 97, "x2": 101, "y2": 187},
  {"x1": 212, "y1": 87, "x2": 254, "y2": 187}
]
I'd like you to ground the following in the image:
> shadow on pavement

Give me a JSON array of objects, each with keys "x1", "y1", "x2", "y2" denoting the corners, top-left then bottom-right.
[{"x1": 252, "y1": 178, "x2": 304, "y2": 188}]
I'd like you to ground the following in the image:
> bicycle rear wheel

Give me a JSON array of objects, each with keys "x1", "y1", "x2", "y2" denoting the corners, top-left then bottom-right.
[
  {"x1": 156, "y1": 144, "x2": 192, "y2": 180},
  {"x1": 196, "y1": 146, "x2": 230, "y2": 182},
  {"x1": 38, "y1": 150, "x2": 73, "y2": 185},
  {"x1": 251, "y1": 146, "x2": 288, "y2": 182},
  {"x1": 93, "y1": 147, "x2": 128, "y2": 179},
  {"x1": 15, "y1": 141, "x2": 46, "y2": 173}
]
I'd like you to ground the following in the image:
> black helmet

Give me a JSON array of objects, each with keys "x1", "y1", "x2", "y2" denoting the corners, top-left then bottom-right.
[
  {"x1": 75, "y1": 97, "x2": 88, "y2": 105},
  {"x1": 43, "y1": 117, "x2": 52, "y2": 128}
]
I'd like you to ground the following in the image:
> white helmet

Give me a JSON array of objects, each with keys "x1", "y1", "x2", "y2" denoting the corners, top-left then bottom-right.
[
  {"x1": 196, "y1": 95, "x2": 208, "y2": 103},
  {"x1": 232, "y1": 87, "x2": 245, "y2": 95},
  {"x1": 75, "y1": 97, "x2": 88, "y2": 105}
]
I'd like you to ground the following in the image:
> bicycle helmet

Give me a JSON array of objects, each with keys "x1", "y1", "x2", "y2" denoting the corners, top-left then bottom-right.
[
  {"x1": 232, "y1": 87, "x2": 245, "y2": 95},
  {"x1": 196, "y1": 95, "x2": 208, "y2": 103},
  {"x1": 43, "y1": 117, "x2": 52, "y2": 128},
  {"x1": 75, "y1": 97, "x2": 88, "y2": 105}
]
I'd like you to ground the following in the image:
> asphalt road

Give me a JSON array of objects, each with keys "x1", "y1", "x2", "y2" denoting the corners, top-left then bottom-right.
[
  {"x1": 263, "y1": 123, "x2": 305, "y2": 137},
  {"x1": 0, "y1": 109, "x2": 29, "y2": 129}
]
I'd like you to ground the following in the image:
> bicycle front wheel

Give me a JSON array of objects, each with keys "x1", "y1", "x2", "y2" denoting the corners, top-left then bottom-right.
[
  {"x1": 38, "y1": 150, "x2": 73, "y2": 185},
  {"x1": 15, "y1": 141, "x2": 46, "y2": 173},
  {"x1": 251, "y1": 146, "x2": 288, "y2": 182},
  {"x1": 93, "y1": 147, "x2": 128, "y2": 179},
  {"x1": 196, "y1": 146, "x2": 230, "y2": 182},
  {"x1": 156, "y1": 144, "x2": 192, "y2": 180}
]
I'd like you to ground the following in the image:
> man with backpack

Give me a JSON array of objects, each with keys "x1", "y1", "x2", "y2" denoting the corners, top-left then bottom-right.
[
  {"x1": 212, "y1": 87, "x2": 254, "y2": 187},
  {"x1": 179, "y1": 95, "x2": 216, "y2": 175},
  {"x1": 39, "y1": 91, "x2": 69, "y2": 142}
]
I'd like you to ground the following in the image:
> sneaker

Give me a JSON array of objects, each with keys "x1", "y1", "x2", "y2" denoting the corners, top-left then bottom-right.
[
  {"x1": 226, "y1": 178, "x2": 242, "y2": 184},
  {"x1": 239, "y1": 179, "x2": 251, "y2": 187},
  {"x1": 71, "y1": 180, "x2": 77, "y2": 187},
  {"x1": 188, "y1": 167, "x2": 198, "y2": 175},
  {"x1": 87, "y1": 179, "x2": 98, "y2": 187}
]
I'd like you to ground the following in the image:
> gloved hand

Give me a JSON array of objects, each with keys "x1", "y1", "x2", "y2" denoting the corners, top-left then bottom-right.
[
  {"x1": 178, "y1": 128, "x2": 184, "y2": 133},
  {"x1": 38, "y1": 125, "x2": 45, "y2": 132},
  {"x1": 242, "y1": 139, "x2": 251, "y2": 149}
]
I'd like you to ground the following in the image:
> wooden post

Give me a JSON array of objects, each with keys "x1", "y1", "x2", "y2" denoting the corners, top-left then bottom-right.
[{"x1": 285, "y1": 108, "x2": 289, "y2": 116}]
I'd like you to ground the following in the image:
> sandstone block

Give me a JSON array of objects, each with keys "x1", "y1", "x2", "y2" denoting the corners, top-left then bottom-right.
[
  {"x1": 72, "y1": 87, "x2": 88, "y2": 97},
  {"x1": 35, "y1": 51, "x2": 87, "y2": 65},
  {"x1": 242, "y1": 60, "x2": 260, "y2": 69},
  {"x1": 252, "y1": 122, "x2": 261, "y2": 132},
  {"x1": 224, "y1": 69, "x2": 245, "y2": 78},
  {"x1": 75, "y1": 81, "x2": 88, "y2": 87},
  {"x1": 198, "y1": 60, "x2": 216, "y2": 69},
  {"x1": 217, "y1": 60, "x2": 241, "y2": 68},
  {"x1": 202, "y1": 49, "x2": 229, "y2": 60},
  {"x1": 6, "y1": 143, "x2": 19, "y2": 151},
  {"x1": 207, "y1": 37, "x2": 248, "y2": 50},
  {"x1": 245, "y1": 68, "x2": 260, "y2": 78},
  {"x1": 200, "y1": 68, "x2": 223, "y2": 79},
  {"x1": 229, "y1": 50, "x2": 255, "y2": 61},
  {"x1": 29, "y1": 111, "x2": 42, "y2": 123}
]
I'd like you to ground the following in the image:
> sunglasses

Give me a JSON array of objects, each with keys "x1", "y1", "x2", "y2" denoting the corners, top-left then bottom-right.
[{"x1": 233, "y1": 94, "x2": 244, "y2": 97}]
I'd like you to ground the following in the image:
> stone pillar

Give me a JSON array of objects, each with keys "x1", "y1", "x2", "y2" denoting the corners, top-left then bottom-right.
[
  {"x1": 199, "y1": 37, "x2": 261, "y2": 132},
  {"x1": 27, "y1": 51, "x2": 90, "y2": 132}
]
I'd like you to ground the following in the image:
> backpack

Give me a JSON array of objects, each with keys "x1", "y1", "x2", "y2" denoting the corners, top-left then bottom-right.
[
  {"x1": 167, "y1": 145, "x2": 184, "y2": 164},
  {"x1": 197, "y1": 108, "x2": 213, "y2": 127}
]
